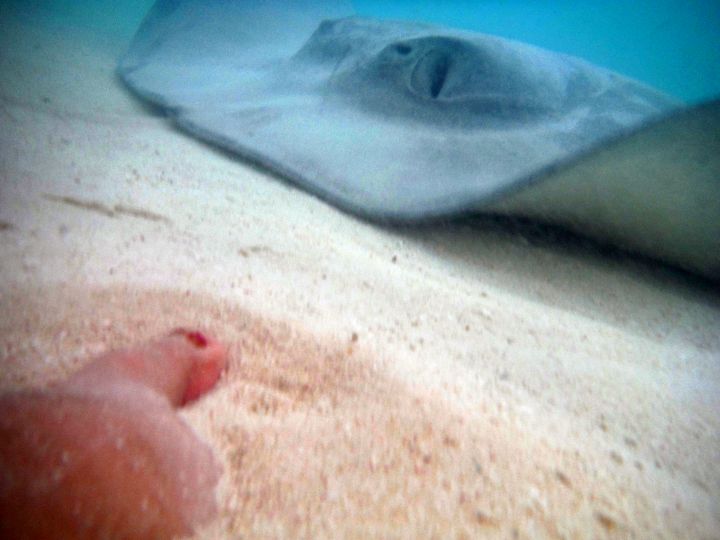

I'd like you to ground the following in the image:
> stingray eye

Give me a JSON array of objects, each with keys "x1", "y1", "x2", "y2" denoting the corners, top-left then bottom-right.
[
  {"x1": 394, "y1": 43, "x2": 413, "y2": 56},
  {"x1": 410, "y1": 49, "x2": 453, "y2": 99}
]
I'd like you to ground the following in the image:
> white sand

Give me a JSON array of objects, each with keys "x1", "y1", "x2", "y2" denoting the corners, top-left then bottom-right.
[{"x1": 1, "y1": 5, "x2": 719, "y2": 538}]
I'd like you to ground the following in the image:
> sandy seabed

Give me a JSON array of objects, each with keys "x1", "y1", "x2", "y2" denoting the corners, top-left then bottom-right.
[{"x1": 1, "y1": 5, "x2": 719, "y2": 539}]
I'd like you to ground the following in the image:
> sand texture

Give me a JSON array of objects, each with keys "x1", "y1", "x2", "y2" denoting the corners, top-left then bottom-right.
[{"x1": 1, "y1": 5, "x2": 719, "y2": 539}]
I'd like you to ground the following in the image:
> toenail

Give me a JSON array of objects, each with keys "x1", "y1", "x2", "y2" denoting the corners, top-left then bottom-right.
[{"x1": 171, "y1": 328, "x2": 208, "y2": 348}]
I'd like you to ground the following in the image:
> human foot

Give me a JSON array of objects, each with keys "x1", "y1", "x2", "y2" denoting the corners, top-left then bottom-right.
[{"x1": 0, "y1": 329, "x2": 228, "y2": 539}]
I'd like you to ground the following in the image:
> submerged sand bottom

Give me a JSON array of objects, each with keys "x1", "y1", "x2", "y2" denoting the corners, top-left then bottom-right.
[{"x1": 1, "y1": 283, "x2": 715, "y2": 539}]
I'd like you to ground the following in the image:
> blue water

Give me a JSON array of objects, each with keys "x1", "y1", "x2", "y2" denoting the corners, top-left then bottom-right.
[
  {"x1": 354, "y1": 0, "x2": 720, "y2": 102},
  {"x1": 5, "y1": 0, "x2": 719, "y2": 102}
]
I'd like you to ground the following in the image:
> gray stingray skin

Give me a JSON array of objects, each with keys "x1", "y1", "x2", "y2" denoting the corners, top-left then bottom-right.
[{"x1": 119, "y1": 0, "x2": 720, "y2": 279}]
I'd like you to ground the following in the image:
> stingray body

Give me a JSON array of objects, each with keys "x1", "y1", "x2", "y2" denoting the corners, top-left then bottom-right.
[{"x1": 119, "y1": 0, "x2": 720, "y2": 279}]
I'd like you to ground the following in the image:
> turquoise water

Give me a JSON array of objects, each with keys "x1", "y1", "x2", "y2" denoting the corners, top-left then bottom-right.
[{"x1": 4, "y1": 0, "x2": 719, "y2": 102}]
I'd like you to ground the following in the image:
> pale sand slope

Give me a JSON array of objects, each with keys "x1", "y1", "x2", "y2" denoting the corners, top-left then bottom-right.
[{"x1": 1, "y1": 7, "x2": 719, "y2": 539}]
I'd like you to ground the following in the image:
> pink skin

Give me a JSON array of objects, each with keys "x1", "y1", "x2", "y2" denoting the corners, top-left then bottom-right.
[{"x1": 0, "y1": 329, "x2": 227, "y2": 540}]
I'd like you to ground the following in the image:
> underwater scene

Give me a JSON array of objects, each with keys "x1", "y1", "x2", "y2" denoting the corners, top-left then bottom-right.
[{"x1": 1, "y1": 1, "x2": 719, "y2": 538}]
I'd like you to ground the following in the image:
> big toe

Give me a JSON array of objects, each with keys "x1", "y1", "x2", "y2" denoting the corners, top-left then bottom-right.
[
  {"x1": 170, "y1": 328, "x2": 228, "y2": 405},
  {"x1": 62, "y1": 328, "x2": 228, "y2": 407}
]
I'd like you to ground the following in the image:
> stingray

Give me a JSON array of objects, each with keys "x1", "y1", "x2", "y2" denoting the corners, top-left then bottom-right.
[{"x1": 118, "y1": 0, "x2": 720, "y2": 279}]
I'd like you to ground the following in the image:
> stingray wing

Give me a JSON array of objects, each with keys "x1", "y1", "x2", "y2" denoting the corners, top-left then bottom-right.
[{"x1": 118, "y1": 1, "x2": 719, "y2": 279}]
